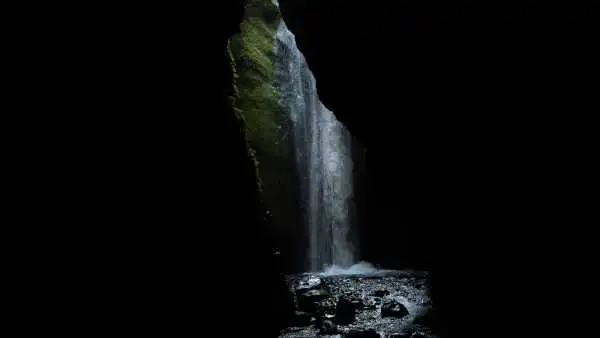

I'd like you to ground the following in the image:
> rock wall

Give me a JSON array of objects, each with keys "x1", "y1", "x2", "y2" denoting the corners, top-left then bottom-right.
[{"x1": 229, "y1": 0, "x2": 305, "y2": 272}]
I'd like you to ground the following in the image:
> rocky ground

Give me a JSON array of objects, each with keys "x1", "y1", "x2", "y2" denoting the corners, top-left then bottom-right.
[{"x1": 279, "y1": 268, "x2": 440, "y2": 338}]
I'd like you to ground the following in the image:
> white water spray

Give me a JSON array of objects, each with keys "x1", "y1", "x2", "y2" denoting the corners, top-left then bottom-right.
[{"x1": 273, "y1": 18, "x2": 358, "y2": 272}]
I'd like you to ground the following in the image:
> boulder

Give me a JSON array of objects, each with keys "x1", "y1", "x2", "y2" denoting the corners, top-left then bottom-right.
[
  {"x1": 319, "y1": 319, "x2": 337, "y2": 335},
  {"x1": 381, "y1": 299, "x2": 409, "y2": 319},
  {"x1": 334, "y1": 296, "x2": 356, "y2": 324},
  {"x1": 296, "y1": 288, "x2": 330, "y2": 313}
]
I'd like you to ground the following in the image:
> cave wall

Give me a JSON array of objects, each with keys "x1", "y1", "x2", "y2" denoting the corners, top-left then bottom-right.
[{"x1": 229, "y1": 0, "x2": 305, "y2": 272}]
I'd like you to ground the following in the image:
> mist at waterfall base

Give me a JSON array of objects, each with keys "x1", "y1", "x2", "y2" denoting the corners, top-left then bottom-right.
[{"x1": 273, "y1": 15, "x2": 382, "y2": 277}]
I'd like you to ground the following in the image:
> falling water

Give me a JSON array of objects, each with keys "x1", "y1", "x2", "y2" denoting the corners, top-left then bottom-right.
[{"x1": 273, "y1": 18, "x2": 356, "y2": 272}]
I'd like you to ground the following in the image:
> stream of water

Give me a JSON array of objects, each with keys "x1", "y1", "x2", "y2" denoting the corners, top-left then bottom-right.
[{"x1": 273, "y1": 17, "x2": 357, "y2": 272}]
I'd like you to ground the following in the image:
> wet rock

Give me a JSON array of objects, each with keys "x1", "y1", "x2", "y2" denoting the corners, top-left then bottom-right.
[
  {"x1": 372, "y1": 289, "x2": 390, "y2": 297},
  {"x1": 319, "y1": 319, "x2": 337, "y2": 335},
  {"x1": 292, "y1": 311, "x2": 314, "y2": 327},
  {"x1": 345, "y1": 328, "x2": 380, "y2": 337},
  {"x1": 315, "y1": 298, "x2": 337, "y2": 315},
  {"x1": 381, "y1": 299, "x2": 409, "y2": 319},
  {"x1": 281, "y1": 272, "x2": 432, "y2": 336},
  {"x1": 297, "y1": 288, "x2": 330, "y2": 312},
  {"x1": 294, "y1": 274, "x2": 322, "y2": 292},
  {"x1": 351, "y1": 298, "x2": 365, "y2": 310},
  {"x1": 362, "y1": 297, "x2": 378, "y2": 309},
  {"x1": 335, "y1": 297, "x2": 356, "y2": 324}
]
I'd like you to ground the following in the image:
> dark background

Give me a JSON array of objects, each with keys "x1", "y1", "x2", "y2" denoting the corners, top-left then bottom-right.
[
  {"x1": 1, "y1": 0, "x2": 15, "y2": 15},
  {"x1": 40, "y1": 1, "x2": 595, "y2": 337}
]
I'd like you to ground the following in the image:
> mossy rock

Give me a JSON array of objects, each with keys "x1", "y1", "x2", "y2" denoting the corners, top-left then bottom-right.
[{"x1": 228, "y1": 0, "x2": 303, "y2": 262}]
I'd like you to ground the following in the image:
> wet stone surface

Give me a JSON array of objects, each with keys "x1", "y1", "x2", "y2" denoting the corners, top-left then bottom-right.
[{"x1": 280, "y1": 270, "x2": 440, "y2": 338}]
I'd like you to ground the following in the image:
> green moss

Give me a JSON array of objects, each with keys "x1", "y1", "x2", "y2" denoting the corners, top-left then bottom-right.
[
  {"x1": 230, "y1": 0, "x2": 284, "y2": 159},
  {"x1": 229, "y1": 0, "x2": 287, "y2": 196},
  {"x1": 228, "y1": 1, "x2": 304, "y2": 252},
  {"x1": 227, "y1": 41, "x2": 264, "y2": 194}
]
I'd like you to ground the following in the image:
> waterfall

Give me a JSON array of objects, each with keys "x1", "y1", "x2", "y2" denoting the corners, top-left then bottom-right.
[{"x1": 273, "y1": 19, "x2": 356, "y2": 272}]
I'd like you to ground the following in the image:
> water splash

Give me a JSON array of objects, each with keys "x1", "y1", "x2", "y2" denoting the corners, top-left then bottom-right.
[{"x1": 320, "y1": 261, "x2": 388, "y2": 276}]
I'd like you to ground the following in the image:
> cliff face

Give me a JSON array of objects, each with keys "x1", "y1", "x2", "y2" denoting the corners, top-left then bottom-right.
[{"x1": 229, "y1": 0, "x2": 305, "y2": 272}]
